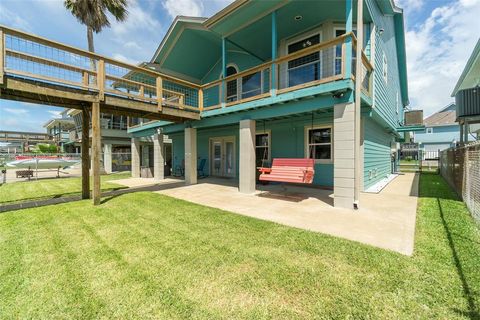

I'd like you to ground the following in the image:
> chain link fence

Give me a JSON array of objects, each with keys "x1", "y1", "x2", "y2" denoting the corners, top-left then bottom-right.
[{"x1": 440, "y1": 141, "x2": 480, "y2": 222}]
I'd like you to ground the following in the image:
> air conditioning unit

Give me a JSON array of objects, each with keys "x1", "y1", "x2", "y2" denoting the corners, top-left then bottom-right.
[{"x1": 404, "y1": 110, "x2": 423, "y2": 126}]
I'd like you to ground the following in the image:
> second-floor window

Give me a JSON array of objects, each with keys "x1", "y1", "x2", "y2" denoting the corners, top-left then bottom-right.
[
  {"x1": 287, "y1": 34, "x2": 321, "y2": 87},
  {"x1": 226, "y1": 65, "x2": 238, "y2": 102},
  {"x1": 426, "y1": 128, "x2": 433, "y2": 134},
  {"x1": 334, "y1": 29, "x2": 357, "y2": 76}
]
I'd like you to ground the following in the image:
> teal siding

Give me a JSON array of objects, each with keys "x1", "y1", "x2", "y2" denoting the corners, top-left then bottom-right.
[
  {"x1": 363, "y1": 117, "x2": 393, "y2": 189},
  {"x1": 170, "y1": 113, "x2": 334, "y2": 187},
  {"x1": 367, "y1": 0, "x2": 404, "y2": 130}
]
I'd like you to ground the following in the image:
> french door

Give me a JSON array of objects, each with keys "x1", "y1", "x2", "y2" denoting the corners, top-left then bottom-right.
[{"x1": 210, "y1": 136, "x2": 236, "y2": 178}]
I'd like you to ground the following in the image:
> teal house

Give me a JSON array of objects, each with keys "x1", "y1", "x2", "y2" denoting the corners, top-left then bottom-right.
[{"x1": 128, "y1": 0, "x2": 409, "y2": 209}]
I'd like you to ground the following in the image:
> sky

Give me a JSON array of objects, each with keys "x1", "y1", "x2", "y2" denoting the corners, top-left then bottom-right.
[{"x1": 0, "y1": 0, "x2": 479, "y2": 133}]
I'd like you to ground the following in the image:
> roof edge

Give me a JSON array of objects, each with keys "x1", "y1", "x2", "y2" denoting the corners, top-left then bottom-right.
[{"x1": 451, "y1": 38, "x2": 480, "y2": 96}]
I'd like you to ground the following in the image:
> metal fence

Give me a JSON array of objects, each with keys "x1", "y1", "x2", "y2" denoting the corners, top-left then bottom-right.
[{"x1": 440, "y1": 142, "x2": 480, "y2": 222}]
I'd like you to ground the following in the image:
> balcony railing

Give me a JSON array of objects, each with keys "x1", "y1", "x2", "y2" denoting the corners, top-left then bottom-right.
[
  {"x1": 200, "y1": 33, "x2": 373, "y2": 110},
  {"x1": 1, "y1": 26, "x2": 373, "y2": 120},
  {"x1": 0, "y1": 26, "x2": 201, "y2": 113}
]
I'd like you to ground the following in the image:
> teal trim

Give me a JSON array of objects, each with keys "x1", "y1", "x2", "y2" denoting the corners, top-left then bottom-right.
[
  {"x1": 221, "y1": 37, "x2": 227, "y2": 105},
  {"x1": 271, "y1": 11, "x2": 277, "y2": 94},
  {"x1": 203, "y1": 79, "x2": 353, "y2": 117},
  {"x1": 344, "y1": 0, "x2": 353, "y2": 79},
  {"x1": 396, "y1": 125, "x2": 426, "y2": 133}
]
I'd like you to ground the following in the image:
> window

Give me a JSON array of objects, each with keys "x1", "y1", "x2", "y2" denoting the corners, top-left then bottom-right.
[
  {"x1": 242, "y1": 72, "x2": 262, "y2": 99},
  {"x1": 287, "y1": 34, "x2": 321, "y2": 87},
  {"x1": 426, "y1": 127, "x2": 433, "y2": 134},
  {"x1": 383, "y1": 53, "x2": 388, "y2": 83},
  {"x1": 225, "y1": 65, "x2": 238, "y2": 102},
  {"x1": 306, "y1": 127, "x2": 332, "y2": 161},
  {"x1": 255, "y1": 132, "x2": 270, "y2": 167}
]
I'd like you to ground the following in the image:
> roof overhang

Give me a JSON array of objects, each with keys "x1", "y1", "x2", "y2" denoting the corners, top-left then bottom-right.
[
  {"x1": 396, "y1": 125, "x2": 426, "y2": 132},
  {"x1": 451, "y1": 39, "x2": 480, "y2": 96}
]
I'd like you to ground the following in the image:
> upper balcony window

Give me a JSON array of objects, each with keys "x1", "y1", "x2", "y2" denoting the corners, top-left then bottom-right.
[
  {"x1": 226, "y1": 65, "x2": 238, "y2": 103},
  {"x1": 287, "y1": 34, "x2": 321, "y2": 87},
  {"x1": 334, "y1": 29, "x2": 357, "y2": 76}
]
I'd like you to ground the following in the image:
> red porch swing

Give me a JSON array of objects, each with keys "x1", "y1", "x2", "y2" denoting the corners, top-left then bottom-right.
[{"x1": 257, "y1": 113, "x2": 316, "y2": 184}]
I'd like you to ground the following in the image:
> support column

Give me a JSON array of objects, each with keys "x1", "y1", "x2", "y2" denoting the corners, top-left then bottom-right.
[
  {"x1": 184, "y1": 128, "x2": 197, "y2": 185},
  {"x1": 270, "y1": 11, "x2": 277, "y2": 96},
  {"x1": 103, "y1": 144, "x2": 112, "y2": 174},
  {"x1": 81, "y1": 107, "x2": 90, "y2": 199},
  {"x1": 239, "y1": 119, "x2": 256, "y2": 194},
  {"x1": 464, "y1": 121, "x2": 469, "y2": 143},
  {"x1": 91, "y1": 102, "x2": 101, "y2": 205},
  {"x1": 344, "y1": 0, "x2": 353, "y2": 79},
  {"x1": 460, "y1": 121, "x2": 464, "y2": 144},
  {"x1": 221, "y1": 38, "x2": 227, "y2": 107},
  {"x1": 131, "y1": 137, "x2": 140, "y2": 178},
  {"x1": 334, "y1": 102, "x2": 355, "y2": 209},
  {"x1": 153, "y1": 132, "x2": 165, "y2": 181},
  {"x1": 354, "y1": 0, "x2": 364, "y2": 208}
]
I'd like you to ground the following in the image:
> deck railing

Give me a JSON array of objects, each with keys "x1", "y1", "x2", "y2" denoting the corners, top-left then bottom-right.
[
  {"x1": 0, "y1": 26, "x2": 201, "y2": 113},
  {"x1": 200, "y1": 33, "x2": 373, "y2": 110},
  {"x1": 0, "y1": 26, "x2": 373, "y2": 118}
]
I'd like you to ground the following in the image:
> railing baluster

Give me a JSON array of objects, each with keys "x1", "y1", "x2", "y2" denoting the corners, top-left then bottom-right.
[
  {"x1": 0, "y1": 29, "x2": 4, "y2": 84},
  {"x1": 156, "y1": 76, "x2": 163, "y2": 111},
  {"x1": 198, "y1": 88, "x2": 204, "y2": 112},
  {"x1": 98, "y1": 59, "x2": 105, "y2": 100}
]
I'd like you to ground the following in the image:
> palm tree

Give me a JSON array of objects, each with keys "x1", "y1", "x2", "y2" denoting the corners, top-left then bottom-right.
[{"x1": 64, "y1": 0, "x2": 128, "y2": 53}]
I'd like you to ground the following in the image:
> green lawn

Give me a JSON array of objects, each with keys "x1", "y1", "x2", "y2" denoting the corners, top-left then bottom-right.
[
  {"x1": 0, "y1": 173, "x2": 478, "y2": 319},
  {"x1": 0, "y1": 172, "x2": 130, "y2": 204}
]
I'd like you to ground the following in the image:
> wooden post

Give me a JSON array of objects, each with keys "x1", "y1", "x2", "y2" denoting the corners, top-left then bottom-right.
[
  {"x1": 156, "y1": 76, "x2": 163, "y2": 111},
  {"x1": 0, "y1": 29, "x2": 4, "y2": 85},
  {"x1": 81, "y1": 107, "x2": 90, "y2": 199},
  {"x1": 91, "y1": 102, "x2": 101, "y2": 205},
  {"x1": 98, "y1": 59, "x2": 105, "y2": 101},
  {"x1": 82, "y1": 71, "x2": 89, "y2": 86},
  {"x1": 198, "y1": 88, "x2": 204, "y2": 112},
  {"x1": 179, "y1": 95, "x2": 184, "y2": 109},
  {"x1": 139, "y1": 85, "x2": 144, "y2": 98}
]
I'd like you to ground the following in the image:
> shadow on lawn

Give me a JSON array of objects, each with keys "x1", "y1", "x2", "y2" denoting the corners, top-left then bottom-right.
[{"x1": 421, "y1": 173, "x2": 479, "y2": 319}]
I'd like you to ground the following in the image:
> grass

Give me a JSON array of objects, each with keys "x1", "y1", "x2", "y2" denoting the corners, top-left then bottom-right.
[
  {"x1": 0, "y1": 173, "x2": 479, "y2": 319},
  {"x1": 0, "y1": 172, "x2": 130, "y2": 204}
]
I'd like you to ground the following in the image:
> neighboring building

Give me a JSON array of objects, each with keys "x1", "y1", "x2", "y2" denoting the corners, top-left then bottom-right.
[
  {"x1": 413, "y1": 103, "x2": 462, "y2": 152},
  {"x1": 452, "y1": 39, "x2": 480, "y2": 142},
  {"x1": 66, "y1": 110, "x2": 172, "y2": 174},
  {"x1": 43, "y1": 109, "x2": 76, "y2": 153},
  {"x1": 128, "y1": 0, "x2": 411, "y2": 208},
  {"x1": 0, "y1": 130, "x2": 53, "y2": 153}
]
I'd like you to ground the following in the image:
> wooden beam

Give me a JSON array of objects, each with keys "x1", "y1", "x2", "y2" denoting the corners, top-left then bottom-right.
[
  {"x1": 198, "y1": 88, "x2": 204, "y2": 112},
  {"x1": 91, "y1": 102, "x2": 101, "y2": 205},
  {"x1": 98, "y1": 59, "x2": 105, "y2": 101},
  {"x1": 81, "y1": 107, "x2": 90, "y2": 199}
]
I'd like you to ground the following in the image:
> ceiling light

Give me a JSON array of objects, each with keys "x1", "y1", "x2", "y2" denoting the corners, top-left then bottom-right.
[{"x1": 294, "y1": 15, "x2": 302, "y2": 21}]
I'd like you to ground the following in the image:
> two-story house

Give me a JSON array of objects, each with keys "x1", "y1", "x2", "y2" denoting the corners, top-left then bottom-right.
[
  {"x1": 43, "y1": 109, "x2": 76, "y2": 153},
  {"x1": 128, "y1": 0, "x2": 409, "y2": 209}
]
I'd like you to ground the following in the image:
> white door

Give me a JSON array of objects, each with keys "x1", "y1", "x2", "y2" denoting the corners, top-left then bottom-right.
[{"x1": 210, "y1": 137, "x2": 236, "y2": 177}]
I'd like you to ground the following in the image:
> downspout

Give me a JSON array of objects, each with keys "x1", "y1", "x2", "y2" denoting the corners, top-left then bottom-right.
[{"x1": 354, "y1": 0, "x2": 364, "y2": 209}]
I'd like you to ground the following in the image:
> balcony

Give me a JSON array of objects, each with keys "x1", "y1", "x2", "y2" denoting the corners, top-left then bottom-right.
[{"x1": 201, "y1": 33, "x2": 372, "y2": 111}]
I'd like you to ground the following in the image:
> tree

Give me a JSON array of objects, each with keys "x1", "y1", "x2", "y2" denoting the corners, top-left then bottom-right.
[{"x1": 64, "y1": 0, "x2": 128, "y2": 53}]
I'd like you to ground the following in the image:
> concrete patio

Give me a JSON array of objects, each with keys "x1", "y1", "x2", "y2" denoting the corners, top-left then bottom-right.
[{"x1": 113, "y1": 173, "x2": 419, "y2": 255}]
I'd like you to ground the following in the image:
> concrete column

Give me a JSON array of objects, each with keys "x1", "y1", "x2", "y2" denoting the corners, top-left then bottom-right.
[
  {"x1": 239, "y1": 119, "x2": 256, "y2": 194},
  {"x1": 153, "y1": 132, "x2": 165, "y2": 181},
  {"x1": 334, "y1": 102, "x2": 355, "y2": 209},
  {"x1": 185, "y1": 128, "x2": 197, "y2": 185},
  {"x1": 464, "y1": 121, "x2": 469, "y2": 143},
  {"x1": 131, "y1": 137, "x2": 140, "y2": 178},
  {"x1": 460, "y1": 121, "x2": 464, "y2": 144},
  {"x1": 103, "y1": 144, "x2": 112, "y2": 174}
]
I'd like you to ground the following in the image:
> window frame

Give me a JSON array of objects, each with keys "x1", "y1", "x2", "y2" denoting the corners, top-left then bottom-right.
[
  {"x1": 255, "y1": 130, "x2": 271, "y2": 165},
  {"x1": 304, "y1": 125, "x2": 333, "y2": 164},
  {"x1": 224, "y1": 63, "x2": 239, "y2": 103},
  {"x1": 333, "y1": 27, "x2": 357, "y2": 76},
  {"x1": 426, "y1": 127, "x2": 433, "y2": 134},
  {"x1": 285, "y1": 30, "x2": 323, "y2": 88}
]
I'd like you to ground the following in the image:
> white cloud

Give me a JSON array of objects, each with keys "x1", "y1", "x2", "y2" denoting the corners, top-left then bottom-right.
[
  {"x1": 0, "y1": 4, "x2": 32, "y2": 32},
  {"x1": 163, "y1": 0, "x2": 204, "y2": 19},
  {"x1": 404, "y1": 0, "x2": 480, "y2": 116},
  {"x1": 397, "y1": 0, "x2": 424, "y2": 10},
  {"x1": 112, "y1": 53, "x2": 136, "y2": 64},
  {"x1": 4, "y1": 108, "x2": 28, "y2": 115}
]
